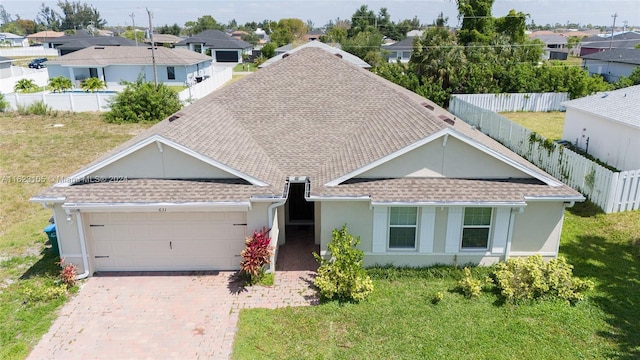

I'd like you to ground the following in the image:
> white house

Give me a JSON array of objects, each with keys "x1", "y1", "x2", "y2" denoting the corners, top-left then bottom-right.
[
  {"x1": 174, "y1": 30, "x2": 252, "y2": 63},
  {"x1": 561, "y1": 85, "x2": 640, "y2": 171},
  {"x1": 0, "y1": 32, "x2": 29, "y2": 47},
  {"x1": 581, "y1": 48, "x2": 640, "y2": 83},
  {"x1": 32, "y1": 47, "x2": 582, "y2": 277},
  {"x1": 46, "y1": 46, "x2": 214, "y2": 89}
]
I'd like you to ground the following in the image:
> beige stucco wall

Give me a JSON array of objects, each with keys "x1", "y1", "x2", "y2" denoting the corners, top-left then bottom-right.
[
  {"x1": 433, "y1": 207, "x2": 448, "y2": 253},
  {"x1": 361, "y1": 136, "x2": 531, "y2": 179},
  {"x1": 510, "y1": 201, "x2": 564, "y2": 255},
  {"x1": 364, "y1": 254, "x2": 503, "y2": 267},
  {"x1": 91, "y1": 142, "x2": 238, "y2": 179},
  {"x1": 52, "y1": 205, "x2": 86, "y2": 273},
  {"x1": 319, "y1": 201, "x2": 373, "y2": 253}
]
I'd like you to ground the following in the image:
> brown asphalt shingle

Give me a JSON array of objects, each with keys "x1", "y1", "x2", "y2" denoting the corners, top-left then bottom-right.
[{"x1": 36, "y1": 47, "x2": 582, "y2": 204}]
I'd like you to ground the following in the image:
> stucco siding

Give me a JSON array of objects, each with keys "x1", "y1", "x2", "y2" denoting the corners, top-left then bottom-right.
[
  {"x1": 361, "y1": 136, "x2": 531, "y2": 179},
  {"x1": 563, "y1": 108, "x2": 640, "y2": 170},
  {"x1": 53, "y1": 205, "x2": 86, "y2": 273},
  {"x1": 90, "y1": 142, "x2": 240, "y2": 179},
  {"x1": 433, "y1": 208, "x2": 448, "y2": 253},
  {"x1": 510, "y1": 201, "x2": 564, "y2": 255},
  {"x1": 319, "y1": 201, "x2": 373, "y2": 253},
  {"x1": 364, "y1": 254, "x2": 503, "y2": 267}
]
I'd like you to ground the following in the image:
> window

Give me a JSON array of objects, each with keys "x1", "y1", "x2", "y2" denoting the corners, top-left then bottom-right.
[
  {"x1": 389, "y1": 207, "x2": 417, "y2": 249},
  {"x1": 462, "y1": 207, "x2": 492, "y2": 249},
  {"x1": 89, "y1": 68, "x2": 98, "y2": 78},
  {"x1": 167, "y1": 66, "x2": 175, "y2": 80}
]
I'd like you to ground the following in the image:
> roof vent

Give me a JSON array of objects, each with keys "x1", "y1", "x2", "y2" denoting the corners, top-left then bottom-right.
[
  {"x1": 335, "y1": 53, "x2": 343, "y2": 58},
  {"x1": 421, "y1": 102, "x2": 435, "y2": 111},
  {"x1": 282, "y1": 53, "x2": 289, "y2": 59},
  {"x1": 168, "y1": 112, "x2": 184, "y2": 122},
  {"x1": 94, "y1": 46, "x2": 105, "y2": 49},
  {"x1": 438, "y1": 114, "x2": 455, "y2": 126}
]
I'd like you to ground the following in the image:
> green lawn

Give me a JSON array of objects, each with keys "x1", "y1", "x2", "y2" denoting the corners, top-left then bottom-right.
[
  {"x1": 233, "y1": 63, "x2": 258, "y2": 72},
  {"x1": 499, "y1": 111, "x2": 565, "y2": 140},
  {"x1": 233, "y1": 202, "x2": 640, "y2": 359},
  {"x1": 0, "y1": 112, "x2": 150, "y2": 359}
]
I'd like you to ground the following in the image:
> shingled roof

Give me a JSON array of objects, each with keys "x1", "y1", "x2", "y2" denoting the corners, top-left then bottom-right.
[
  {"x1": 175, "y1": 30, "x2": 251, "y2": 49},
  {"x1": 47, "y1": 46, "x2": 212, "y2": 66},
  {"x1": 37, "y1": 47, "x2": 581, "y2": 204}
]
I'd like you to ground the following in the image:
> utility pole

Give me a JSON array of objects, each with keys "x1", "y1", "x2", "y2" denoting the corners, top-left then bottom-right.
[
  {"x1": 623, "y1": 20, "x2": 628, "y2": 32},
  {"x1": 609, "y1": 13, "x2": 617, "y2": 51},
  {"x1": 129, "y1": 13, "x2": 138, "y2": 46},
  {"x1": 146, "y1": 7, "x2": 158, "y2": 88}
]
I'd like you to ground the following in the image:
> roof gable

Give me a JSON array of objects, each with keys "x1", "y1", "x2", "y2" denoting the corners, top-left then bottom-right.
[
  {"x1": 175, "y1": 29, "x2": 251, "y2": 49},
  {"x1": 260, "y1": 41, "x2": 370, "y2": 68},
  {"x1": 48, "y1": 46, "x2": 212, "y2": 66},
  {"x1": 59, "y1": 136, "x2": 267, "y2": 187}
]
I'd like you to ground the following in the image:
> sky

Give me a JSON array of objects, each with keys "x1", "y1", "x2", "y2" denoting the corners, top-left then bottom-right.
[{"x1": 2, "y1": 0, "x2": 639, "y2": 30}]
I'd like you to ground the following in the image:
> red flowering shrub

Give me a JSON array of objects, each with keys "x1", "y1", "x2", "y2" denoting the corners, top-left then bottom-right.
[
  {"x1": 57, "y1": 258, "x2": 78, "y2": 288},
  {"x1": 240, "y1": 227, "x2": 274, "y2": 285}
]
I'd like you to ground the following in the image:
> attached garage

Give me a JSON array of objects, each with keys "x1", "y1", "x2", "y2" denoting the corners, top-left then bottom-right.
[
  {"x1": 85, "y1": 211, "x2": 247, "y2": 272},
  {"x1": 215, "y1": 50, "x2": 239, "y2": 62}
]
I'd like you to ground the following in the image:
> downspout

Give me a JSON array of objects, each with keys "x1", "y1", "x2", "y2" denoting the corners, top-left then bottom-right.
[
  {"x1": 266, "y1": 180, "x2": 290, "y2": 272},
  {"x1": 74, "y1": 211, "x2": 90, "y2": 279}
]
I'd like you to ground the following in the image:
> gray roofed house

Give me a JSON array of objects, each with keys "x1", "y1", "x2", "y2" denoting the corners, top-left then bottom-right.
[
  {"x1": 382, "y1": 37, "x2": 415, "y2": 63},
  {"x1": 0, "y1": 56, "x2": 14, "y2": 78},
  {"x1": 0, "y1": 32, "x2": 29, "y2": 47},
  {"x1": 46, "y1": 46, "x2": 214, "y2": 90},
  {"x1": 260, "y1": 41, "x2": 370, "y2": 68},
  {"x1": 561, "y1": 84, "x2": 640, "y2": 170},
  {"x1": 174, "y1": 30, "x2": 252, "y2": 63},
  {"x1": 55, "y1": 36, "x2": 137, "y2": 55},
  {"x1": 32, "y1": 47, "x2": 582, "y2": 276},
  {"x1": 581, "y1": 48, "x2": 640, "y2": 82},
  {"x1": 580, "y1": 31, "x2": 640, "y2": 57}
]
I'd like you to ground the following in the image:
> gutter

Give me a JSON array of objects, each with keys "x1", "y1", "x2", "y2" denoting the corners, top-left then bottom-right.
[
  {"x1": 73, "y1": 211, "x2": 90, "y2": 280},
  {"x1": 60, "y1": 201, "x2": 251, "y2": 212}
]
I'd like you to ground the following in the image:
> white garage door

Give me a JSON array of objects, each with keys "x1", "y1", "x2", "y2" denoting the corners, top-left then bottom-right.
[{"x1": 85, "y1": 212, "x2": 247, "y2": 272}]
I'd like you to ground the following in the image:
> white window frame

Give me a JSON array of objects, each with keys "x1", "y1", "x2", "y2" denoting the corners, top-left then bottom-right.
[
  {"x1": 461, "y1": 207, "x2": 493, "y2": 251},
  {"x1": 388, "y1": 207, "x2": 418, "y2": 251}
]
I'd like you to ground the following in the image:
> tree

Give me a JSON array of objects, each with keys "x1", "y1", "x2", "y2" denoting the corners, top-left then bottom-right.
[
  {"x1": 341, "y1": 31, "x2": 383, "y2": 65},
  {"x1": 241, "y1": 32, "x2": 260, "y2": 46},
  {"x1": 48, "y1": 76, "x2": 73, "y2": 92},
  {"x1": 456, "y1": 0, "x2": 496, "y2": 45},
  {"x1": 260, "y1": 42, "x2": 276, "y2": 58},
  {"x1": 190, "y1": 15, "x2": 225, "y2": 34},
  {"x1": 37, "y1": 4, "x2": 62, "y2": 30},
  {"x1": 0, "y1": 5, "x2": 12, "y2": 25},
  {"x1": 81, "y1": 77, "x2": 106, "y2": 93},
  {"x1": 228, "y1": 18, "x2": 238, "y2": 30},
  {"x1": 57, "y1": 1, "x2": 105, "y2": 30},
  {"x1": 14, "y1": 79, "x2": 38, "y2": 93},
  {"x1": 156, "y1": 23, "x2": 181, "y2": 36},
  {"x1": 105, "y1": 79, "x2": 182, "y2": 123},
  {"x1": 270, "y1": 18, "x2": 307, "y2": 46},
  {"x1": 349, "y1": 5, "x2": 376, "y2": 37},
  {"x1": 320, "y1": 26, "x2": 347, "y2": 44},
  {"x1": 121, "y1": 29, "x2": 145, "y2": 43},
  {"x1": 495, "y1": 9, "x2": 527, "y2": 44}
]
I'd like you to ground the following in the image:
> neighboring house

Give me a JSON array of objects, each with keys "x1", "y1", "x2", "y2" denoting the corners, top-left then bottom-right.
[
  {"x1": 0, "y1": 56, "x2": 13, "y2": 78},
  {"x1": 254, "y1": 28, "x2": 269, "y2": 44},
  {"x1": 305, "y1": 30, "x2": 324, "y2": 41},
  {"x1": 230, "y1": 30, "x2": 248, "y2": 41},
  {"x1": 382, "y1": 37, "x2": 415, "y2": 63},
  {"x1": 145, "y1": 34, "x2": 183, "y2": 48},
  {"x1": 580, "y1": 31, "x2": 640, "y2": 57},
  {"x1": 581, "y1": 48, "x2": 640, "y2": 82},
  {"x1": 46, "y1": 46, "x2": 213, "y2": 89},
  {"x1": 0, "y1": 32, "x2": 29, "y2": 47},
  {"x1": 529, "y1": 34, "x2": 568, "y2": 60},
  {"x1": 26, "y1": 31, "x2": 65, "y2": 48},
  {"x1": 406, "y1": 30, "x2": 423, "y2": 37},
  {"x1": 32, "y1": 47, "x2": 582, "y2": 276},
  {"x1": 260, "y1": 41, "x2": 370, "y2": 69},
  {"x1": 55, "y1": 36, "x2": 137, "y2": 56},
  {"x1": 561, "y1": 85, "x2": 640, "y2": 171},
  {"x1": 175, "y1": 30, "x2": 251, "y2": 63}
]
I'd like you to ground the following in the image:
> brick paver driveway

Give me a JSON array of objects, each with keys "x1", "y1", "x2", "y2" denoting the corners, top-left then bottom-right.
[{"x1": 27, "y1": 269, "x2": 317, "y2": 360}]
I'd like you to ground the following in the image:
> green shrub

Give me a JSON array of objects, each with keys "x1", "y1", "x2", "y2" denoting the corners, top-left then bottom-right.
[
  {"x1": 105, "y1": 79, "x2": 182, "y2": 123},
  {"x1": 0, "y1": 93, "x2": 8, "y2": 112},
  {"x1": 21, "y1": 282, "x2": 66, "y2": 304},
  {"x1": 493, "y1": 255, "x2": 593, "y2": 304},
  {"x1": 48, "y1": 76, "x2": 73, "y2": 93},
  {"x1": 458, "y1": 267, "x2": 482, "y2": 298},
  {"x1": 313, "y1": 224, "x2": 373, "y2": 303},
  {"x1": 14, "y1": 79, "x2": 38, "y2": 93},
  {"x1": 16, "y1": 101, "x2": 53, "y2": 115}
]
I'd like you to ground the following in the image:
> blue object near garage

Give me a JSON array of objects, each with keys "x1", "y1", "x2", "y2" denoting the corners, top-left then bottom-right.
[{"x1": 44, "y1": 224, "x2": 59, "y2": 256}]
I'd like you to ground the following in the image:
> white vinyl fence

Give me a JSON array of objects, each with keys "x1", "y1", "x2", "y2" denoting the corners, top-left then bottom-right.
[
  {"x1": 452, "y1": 93, "x2": 569, "y2": 112},
  {"x1": 0, "y1": 47, "x2": 59, "y2": 57},
  {"x1": 5, "y1": 67, "x2": 233, "y2": 112},
  {"x1": 0, "y1": 68, "x2": 49, "y2": 94},
  {"x1": 449, "y1": 96, "x2": 640, "y2": 213}
]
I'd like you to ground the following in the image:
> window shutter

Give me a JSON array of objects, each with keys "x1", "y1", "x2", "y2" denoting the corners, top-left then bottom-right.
[
  {"x1": 445, "y1": 207, "x2": 463, "y2": 253},
  {"x1": 418, "y1": 207, "x2": 435, "y2": 253},
  {"x1": 491, "y1": 207, "x2": 512, "y2": 254}
]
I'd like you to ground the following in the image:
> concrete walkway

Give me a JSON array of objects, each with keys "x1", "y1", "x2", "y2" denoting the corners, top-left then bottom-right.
[{"x1": 27, "y1": 269, "x2": 318, "y2": 360}]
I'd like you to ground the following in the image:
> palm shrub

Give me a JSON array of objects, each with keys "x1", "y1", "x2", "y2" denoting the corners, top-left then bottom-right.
[
  {"x1": 313, "y1": 224, "x2": 373, "y2": 303},
  {"x1": 81, "y1": 77, "x2": 106, "y2": 93},
  {"x1": 14, "y1": 79, "x2": 38, "y2": 93},
  {"x1": 105, "y1": 79, "x2": 182, "y2": 123},
  {"x1": 48, "y1": 76, "x2": 73, "y2": 93},
  {"x1": 240, "y1": 227, "x2": 274, "y2": 285},
  {"x1": 0, "y1": 93, "x2": 8, "y2": 112}
]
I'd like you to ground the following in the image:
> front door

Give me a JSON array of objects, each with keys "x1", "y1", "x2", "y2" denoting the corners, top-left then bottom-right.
[{"x1": 287, "y1": 182, "x2": 314, "y2": 224}]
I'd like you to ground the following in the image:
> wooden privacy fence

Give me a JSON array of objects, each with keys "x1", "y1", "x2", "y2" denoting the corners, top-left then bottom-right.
[
  {"x1": 452, "y1": 93, "x2": 568, "y2": 112},
  {"x1": 449, "y1": 96, "x2": 640, "y2": 213}
]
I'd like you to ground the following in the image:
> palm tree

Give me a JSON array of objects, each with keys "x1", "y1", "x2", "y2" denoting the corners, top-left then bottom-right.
[
  {"x1": 14, "y1": 79, "x2": 38, "y2": 93},
  {"x1": 81, "y1": 77, "x2": 106, "y2": 93},
  {"x1": 48, "y1": 76, "x2": 73, "y2": 93}
]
